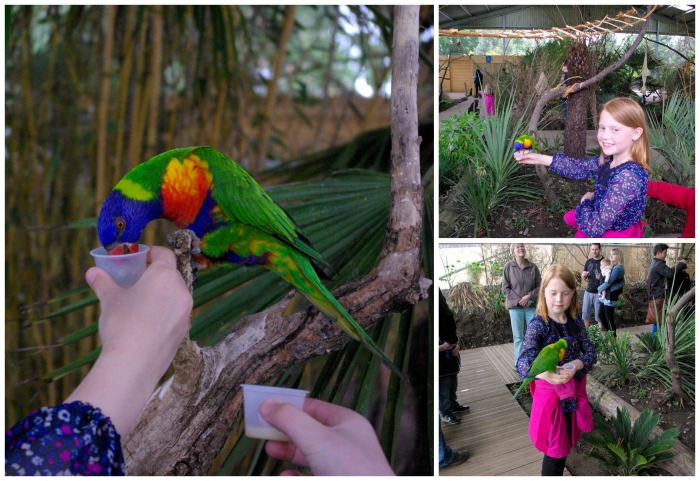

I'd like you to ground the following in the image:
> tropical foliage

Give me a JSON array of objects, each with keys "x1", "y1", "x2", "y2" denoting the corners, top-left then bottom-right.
[
  {"x1": 439, "y1": 97, "x2": 540, "y2": 237},
  {"x1": 583, "y1": 407, "x2": 679, "y2": 476},
  {"x1": 647, "y1": 92, "x2": 695, "y2": 186}
]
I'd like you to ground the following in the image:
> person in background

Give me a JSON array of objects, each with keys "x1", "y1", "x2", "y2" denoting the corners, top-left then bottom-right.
[
  {"x1": 439, "y1": 290, "x2": 470, "y2": 425},
  {"x1": 647, "y1": 243, "x2": 688, "y2": 335},
  {"x1": 502, "y1": 243, "x2": 542, "y2": 366},
  {"x1": 480, "y1": 84, "x2": 495, "y2": 117},
  {"x1": 580, "y1": 243, "x2": 604, "y2": 329},
  {"x1": 598, "y1": 258, "x2": 612, "y2": 300},
  {"x1": 597, "y1": 247, "x2": 626, "y2": 337}
]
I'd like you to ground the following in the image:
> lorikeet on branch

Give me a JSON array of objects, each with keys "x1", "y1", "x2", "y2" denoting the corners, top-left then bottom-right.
[
  {"x1": 512, "y1": 337, "x2": 572, "y2": 399},
  {"x1": 97, "y1": 146, "x2": 407, "y2": 382}
]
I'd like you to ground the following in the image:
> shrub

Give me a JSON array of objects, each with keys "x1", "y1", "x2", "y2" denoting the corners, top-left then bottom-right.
[
  {"x1": 593, "y1": 332, "x2": 638, "y2": 387},
  {"x1": 583, "y1": 407, "x2": 679, "y2": 476}
]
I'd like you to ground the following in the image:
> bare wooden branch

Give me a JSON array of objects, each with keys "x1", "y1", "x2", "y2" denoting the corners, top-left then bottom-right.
[{"x1": 122, "y1": 6, "x2": 430, "y2": 474}]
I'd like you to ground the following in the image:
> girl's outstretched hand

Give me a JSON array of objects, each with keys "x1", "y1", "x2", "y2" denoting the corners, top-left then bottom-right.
[{"x1": 515, "y1": 151, "x2": 554, "y2": 166}]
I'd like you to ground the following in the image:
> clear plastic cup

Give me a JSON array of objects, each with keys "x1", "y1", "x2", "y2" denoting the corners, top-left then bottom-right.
[
  {"x1": 560, "y1": 362, "x2": 576, "y2": 374},
  {"x1": 241, "y1": 384, "x2": 309, "y2": 441},
  {"x1": 90, "y1": 245, "x2": 150, "y2": 288}
]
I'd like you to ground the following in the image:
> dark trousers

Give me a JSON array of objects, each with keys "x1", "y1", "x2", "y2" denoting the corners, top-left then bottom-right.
[
  {"x1": 439, "y1": 373, "x2": 458, "y2": 416},
  {"x1": 599, "y1": 304, "x2": 617, "y2": 335},
  {"x1": 541, "y1": 411, "x2": 572, "y2": 476}
]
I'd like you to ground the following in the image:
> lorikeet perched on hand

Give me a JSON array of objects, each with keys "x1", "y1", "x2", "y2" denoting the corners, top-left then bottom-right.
[
  {"x1": 513, "y1": 134, "x2": 538, "y2": 153},
  {"x1": 512, "y1": 337, "x2": 572, "y2": 399},
  {"x1": 97, "y1": 146, "x2": 407, "y2": 382}
]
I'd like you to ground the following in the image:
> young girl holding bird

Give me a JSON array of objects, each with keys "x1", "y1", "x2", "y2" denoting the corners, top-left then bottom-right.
[
  {"x1": 516, "y1": 265, "x2": 597, "y2": 476},
  {"x1": 517, "y1": 97, "x2": 650, "y2": 238}
]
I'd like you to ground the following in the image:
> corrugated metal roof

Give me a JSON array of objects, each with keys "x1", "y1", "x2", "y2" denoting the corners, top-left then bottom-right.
[{"x1": 439, "y1": 5, "x2": 694, "y2": 36}]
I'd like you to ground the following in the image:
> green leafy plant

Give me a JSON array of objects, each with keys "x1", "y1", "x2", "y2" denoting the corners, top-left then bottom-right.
[
  {"x1": 647, "y1": 92, "x2": 695, "y2": 186},
  {"x1": 439, "y1": 112, "x2": 483, "y2": 190},
  {"x1": 440, "y1": 96, "x2": 540, "y2": 236},
  {"x1": 583, "y1": 407, "x2": 679, "y2": 476},
  {"x1": 593, "y1": 332, "x2": 637, "y2": 387},
  {"x1": 637, "y1": 305, "x2": 695, "y2": 402},
  {"x1": 586, "y1": 324, "x2": 614, "y2": 365}
]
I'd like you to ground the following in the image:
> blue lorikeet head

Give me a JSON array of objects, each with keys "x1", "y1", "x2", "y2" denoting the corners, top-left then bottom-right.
[{"x1": 97, "y1": 190, "x2": 163, "y2": 254}]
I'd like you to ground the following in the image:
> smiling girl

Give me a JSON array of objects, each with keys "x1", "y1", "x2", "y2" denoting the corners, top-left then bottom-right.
[
  {"x1": 516, "y1": 265, "x2": 597, "y2": 476},
  {"x1": 517, "y1": 98, "x2": 650, "y2": 238}
]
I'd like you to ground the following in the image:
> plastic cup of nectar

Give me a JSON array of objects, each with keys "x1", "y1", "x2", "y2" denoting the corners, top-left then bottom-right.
[
  {"x1": 241, "y1": 384, "x2": 309, "y2": 441},
  {"x1": 514, "y1": 151, "x2": 523, "y2": 160},
  {"x1": 90, "y1": 245, "x2": 150, "y2": 288},
  {"x1": 560, "y1": 362, "x2": 576, "y2": 374}
]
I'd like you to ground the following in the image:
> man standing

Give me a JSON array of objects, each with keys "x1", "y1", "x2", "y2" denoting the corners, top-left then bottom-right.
[
  {"x1": 581, "y1": 243, "x2": 604, "y2": 328},
  {"x1": 648, "y1": 244, "x2": 688, "y2": 333}
]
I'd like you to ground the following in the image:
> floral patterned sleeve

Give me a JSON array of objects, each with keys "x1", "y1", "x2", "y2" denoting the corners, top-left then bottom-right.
[
  {"x1": 569, "y1": 318, "x2": 597, "y2": 374},
  {"x1": 549, "y1": 152, "x2": 601, "y2": 181},
  {"x1": 576, "y1": 166, "x2": 646, "y2": 237},
  {"x1": 5, "y1": 401, "x2": 124, "y2": 475}
]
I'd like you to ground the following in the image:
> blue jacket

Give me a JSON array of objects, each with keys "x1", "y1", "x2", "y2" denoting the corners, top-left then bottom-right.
[{"x1": 597, "y1": 265, "x2": 625, "y2": 306}]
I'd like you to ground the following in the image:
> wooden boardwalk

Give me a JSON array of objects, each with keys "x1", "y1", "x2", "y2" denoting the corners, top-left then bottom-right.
[{"x1": 439, "y1": 325, "x2": 650, "y2": 476}]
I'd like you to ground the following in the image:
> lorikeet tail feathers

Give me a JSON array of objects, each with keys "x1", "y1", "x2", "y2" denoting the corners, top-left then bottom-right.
[{"x1": 296, "y1": 264, "x2": 408, "y2": 383}]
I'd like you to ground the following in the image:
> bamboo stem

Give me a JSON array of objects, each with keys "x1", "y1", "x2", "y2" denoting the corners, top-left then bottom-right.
[
  {"x1": 96, "y1": 6, "x2": 117, "y2": 211},
  {"x1": 254, "y1": 6, "x2": 297, "y2": 172}
]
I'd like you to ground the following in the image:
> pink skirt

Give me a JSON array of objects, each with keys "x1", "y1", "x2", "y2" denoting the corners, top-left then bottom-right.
[{"x1": 563, "y1": 209, "x2": 645, "y2": 238}]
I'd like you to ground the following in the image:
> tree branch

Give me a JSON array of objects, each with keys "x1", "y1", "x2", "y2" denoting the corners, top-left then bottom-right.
[{"x1": 122, "y1": 6, "x2": 430, "y2": 474}]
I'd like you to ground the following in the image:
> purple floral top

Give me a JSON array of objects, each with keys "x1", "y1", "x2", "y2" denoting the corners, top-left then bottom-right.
[
  {"x1": 5, "y1": 401, "x2": 124, "y2": 475},
  {"x1": 550, "y1": 153, "x2": 648, "y2": 237},
  {"x1": 516, "y1": 315, "x2": 597, "y2": 412}
]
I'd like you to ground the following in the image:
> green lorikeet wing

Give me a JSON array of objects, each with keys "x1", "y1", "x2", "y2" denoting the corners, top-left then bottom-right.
[
  {"x1": 512, "y1": 337, "x2": 571, "y2": 399},
  {"x1": 193, "y1": 147, "x2": 333, "y2": 274}
]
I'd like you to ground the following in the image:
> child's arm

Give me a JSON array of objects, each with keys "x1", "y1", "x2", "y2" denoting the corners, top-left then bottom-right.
[
  {"x1": 648, "y1": 180, "x2": 694, "y2": 210},
  {"x1": 576, "y1": 166, "x2": 645, "y2": 237}
]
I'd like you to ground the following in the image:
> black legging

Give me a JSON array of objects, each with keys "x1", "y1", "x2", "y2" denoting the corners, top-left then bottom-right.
[
  {"x1": 541, "y1": 411, "x2": 572, "y2": 476},
  {"x1": 599, "y1": 303, "x2": 617, "y2": 336}
]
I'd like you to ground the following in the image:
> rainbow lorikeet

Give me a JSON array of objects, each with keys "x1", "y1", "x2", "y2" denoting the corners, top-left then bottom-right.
[
  {"x1": 513, "y1": 134, "x2": 538, "y2": 153},
  {"x1": 97, "y1": 146, "x2": 407, "y2": 382},
  {"x1": 512, "y1": 337, "x2": 572, "y2": 399}
]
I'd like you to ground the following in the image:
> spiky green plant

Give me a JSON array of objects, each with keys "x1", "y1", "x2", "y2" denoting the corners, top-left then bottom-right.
[
  {"x1": 592, "y1": 332, "x2": 638, "y2": 387},
  {"x1": 647, "y1": 92, "x2": 695, "y2": 186},
  {"x1": 583, "y1": 407, "x2": 679, "y2": 476},
  {"x1": 440, "y1": 96, "x2": 540, "y2": 237}
]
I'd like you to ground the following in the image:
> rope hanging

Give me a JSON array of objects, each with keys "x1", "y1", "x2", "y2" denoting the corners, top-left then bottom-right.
[{"x1": 440, "y1": 7, "x2": 657, "y2": 40}]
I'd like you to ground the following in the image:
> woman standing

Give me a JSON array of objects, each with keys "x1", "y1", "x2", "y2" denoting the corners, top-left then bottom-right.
[
  {"x1": 597, "y1": 247, "x2": 625, "y2": 337},
  {"x1": 502, "y1": 244, "x2": 542, "y2": 365}
]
